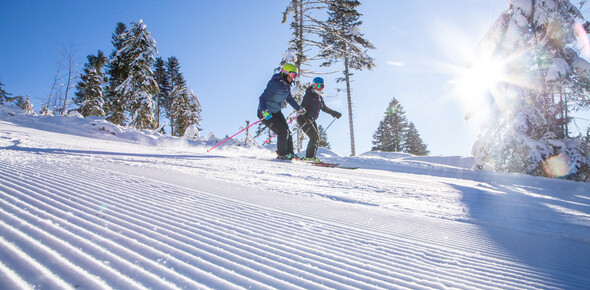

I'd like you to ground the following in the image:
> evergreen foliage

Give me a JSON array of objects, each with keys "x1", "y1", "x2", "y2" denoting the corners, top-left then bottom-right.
[
  {"x1": 74, "y1": 50, "x2": 107, "y2": 117},
  {"x1": 114, "y1": 20, "x2": 159, "y2": 130},
  {"x1": 105, "y1": 22, "x2": 129, "y2": 125},
  {"x1": 13, "y1": 95, "x2": 33, "y2": 114},
  {"x1": 318, "y1": 124, "x2": 331, "y2": 149},
  {"x1": 282, "y1": 0, "x2": 328, "y2": 74},
  {"x1": 166, "y1": 56, "x2": 184, "y2": 135},
  {"x1": 170, "y1": 85, "x2": 202, "y2": 137},
  {"x1": 166, "y1": 56, "x2": 185, "y2": 89},
  {"x1": 0, "y1": 80, "x2": 13, "y2": 105},
  {"x1": 281, "y1": 1, "x2": 332, "y2": 150},
  {"x1": 372, "y1": 98, "x2": 429, "y2": 155},
  {"x1": 319, "y1": 0, "x2": 375, "y2": 156},
  {"x1": 404, "y1": 122, "x2": 430, "y2": 156},
  {"x1": 472, "y1": 0, "x2": 590, "y2": 182},
  {"x1": 372, "y1": 98, "x2": 408, "y2": 152},
  {"x1": 153, "y1": 57, "x2": 169, "y2": 130},
  {"x1": 165, "y1": 56, "x2": 202, "y2": 136}
]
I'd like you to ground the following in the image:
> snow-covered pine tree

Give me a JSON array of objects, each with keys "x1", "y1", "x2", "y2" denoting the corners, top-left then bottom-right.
[
  {"x1": 319, "y1": 0, "x2": 375, "y2": 156},
  {"x1": 114, "y1": 20, "x2": 159, "y2": 130},
  {"x1": 74, "y1": 50, "x2": 107, "y2": 117},
  {"x1": 404, "y1": 122, "x2": 429, "y2": 156},
  {"x1": 372, "y1": 98, "x2": 408, "y2": 152},
  {"x1": 472, "y1": 0, "x2": 590, "y2": 181},
  {"x1": 153, "y1": 57, "x2": 169, "y2": 131},
  {"x1": 170, "y1": 85, "x2": 202, "y2": 137},
  {"x1": 164, "y1": 56, "x2": 202, "y2": 137},
  {"x1": 14, "y1": 96, "x2": 33, "y2": 114},
  {"x1": 105, "y1": 22, "x2": 129, "y2": 125}
]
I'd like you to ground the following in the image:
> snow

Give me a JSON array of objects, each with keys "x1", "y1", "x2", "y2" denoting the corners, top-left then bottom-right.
[
  {"x1": 573, "y1": 56, "x2": 590, "y2": 79},
  {"x1": 1, "y1": 105, "x2": 589, "y2": 289},
  {"x1": 546, "y1": 58, "x2": 569, "y2": 82}
]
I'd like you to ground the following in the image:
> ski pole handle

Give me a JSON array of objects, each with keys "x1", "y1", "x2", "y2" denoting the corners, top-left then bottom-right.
[{"x1": 207, "y1": 117, "x2": 265, "y2": 153}]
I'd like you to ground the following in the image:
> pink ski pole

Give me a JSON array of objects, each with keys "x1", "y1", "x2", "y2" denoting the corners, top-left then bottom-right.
[
  {"x1": 207, "y1": 117, "x2": 265, "y2": 153},
  {"x1": 264, "y1": 111, "x2": 303, "y2": 144}
]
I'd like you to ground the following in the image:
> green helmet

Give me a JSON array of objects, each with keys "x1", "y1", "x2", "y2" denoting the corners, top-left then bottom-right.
[{"x1": 281, "y1": 63, "x2": 298, "y2": 78}]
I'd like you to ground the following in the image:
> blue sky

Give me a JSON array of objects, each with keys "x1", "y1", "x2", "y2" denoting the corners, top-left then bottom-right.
[{"x1": 4, "y1": 0, "x2": 581, "y2": 157}]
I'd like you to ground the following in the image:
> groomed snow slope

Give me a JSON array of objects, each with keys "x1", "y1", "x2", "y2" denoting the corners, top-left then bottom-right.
[{"x1": 1, "y1": 107, "x2": 589, "y2": 289}]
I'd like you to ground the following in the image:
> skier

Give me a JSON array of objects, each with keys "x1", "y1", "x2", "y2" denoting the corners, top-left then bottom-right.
[
  {"x1": 258, "y1": 63, "x2": 304, "y2": 160},
  {"x1": 297, "y1": 77, "x2": 341, "y2": 161}
]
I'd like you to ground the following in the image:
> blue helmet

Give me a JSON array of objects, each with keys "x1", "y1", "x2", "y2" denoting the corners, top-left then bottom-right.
[
  {"x1": 312, "y1": 77, "x2": 325, "y2": 90},
  {"x1": 313, "y1": 77, "x2": 324, "y2": 84}
]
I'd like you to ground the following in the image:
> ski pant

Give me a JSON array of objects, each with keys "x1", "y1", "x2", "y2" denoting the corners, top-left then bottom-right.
[
  {"x1": 297, "y1": 115, "x2": 320, "y2": 159},
  {"x1": 258, "y1": 110, "x2": 294, "y2": 157}
]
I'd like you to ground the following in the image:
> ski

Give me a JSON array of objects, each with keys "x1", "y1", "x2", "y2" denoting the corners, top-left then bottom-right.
[
  {"x1": 310, "y1": 162, "x2": 339, "y2": 168},
  {"x1": 273, "y1": 156, "x2": 359, "y2": 169},
  {"x1": 311, "y1": 162, "x2": 359, "y2": 169}
]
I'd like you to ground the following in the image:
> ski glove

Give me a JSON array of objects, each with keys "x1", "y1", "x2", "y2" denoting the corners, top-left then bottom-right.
[
  {"x1": 298, "y1": 108, "x2": 306, "y2": 116},
  {"x1": 332, "y1": 111, "x2": 342, "y2": 119},
  {"x1": 262, "y1": 110, "x2": 272, "y2": 120}
]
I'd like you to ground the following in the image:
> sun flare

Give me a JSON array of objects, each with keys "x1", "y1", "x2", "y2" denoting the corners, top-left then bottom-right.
[{"x1": 449, "y1": 48, "x2": 532, "y2": 122}]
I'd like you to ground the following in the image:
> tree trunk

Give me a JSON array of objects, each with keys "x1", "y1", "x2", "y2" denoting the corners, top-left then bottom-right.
[
  {"x1": 48, "y1": 69, "x2": 60, "y2": 107},
  {"x1": 344, "y1": 55, "x2": 356, "y2": 156}
]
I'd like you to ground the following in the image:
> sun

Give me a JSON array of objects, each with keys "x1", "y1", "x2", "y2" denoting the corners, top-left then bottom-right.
[
  {"x1": 449, "y1": 47, "x2": 532, "y2": 122},
  {"x1": 465, "y1": 56, "x2": 506, "y2": 94},
  {"x1": 448, "y1": 54, "x2": 508, "y2": 118}
]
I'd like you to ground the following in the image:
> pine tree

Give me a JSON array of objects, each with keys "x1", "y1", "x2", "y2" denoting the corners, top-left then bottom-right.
[
  {"x1": 282, "y1": 1, "x2": 332, "y2": 152},
  {"x1": 282, "y1": 0, "x2": 328, "y2": 76},
  {"x1": 372, "y1": 98, "x2": 407, "y2": 152},
  {"x1": 105, "y1": 22, "x2": 129, "y2": 125},
  {"x1": 164, "y1": 56, "x2": 202, "y2": 137},
  {"x1": 153, "y1": 57, "x2": 169, "y2": 130},
  {"x1": 0, "y1": 80, "x2": 13, "y2": 105},
  {"x1": 14, "y1": 96, "x2": 33, "y2": 114},
  {"x1": 166, "y1": 57, "x2": 184, "y2": 90},
  {"x1": 319, "y1": 0, "x2": 375, "y2": 156},
  {"x1": 114, "y1": 20, "x2": 159, "y2": 130},
  {"x1": 166, "y1": 56, "x2": 185, "y2": 135},
  {"x1": 404, "y1": 122, "x2": 429, "y2": 156},
  {"x1": 74, "y1": 50, "x2": 107, "y2": 117},
  {"x1": 472, "y1": 0, "x2": 590, "y2": 181},
  {"x1": 318, "y1": 124, "x2": 331, "y2": 149},
  {"x1": 170, "y1": 86, "x2": 202, "y2": 137}
]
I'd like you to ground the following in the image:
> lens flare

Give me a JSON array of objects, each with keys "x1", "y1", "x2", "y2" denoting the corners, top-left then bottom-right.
[
  {"x1": 573, "y1": 21, "x2": 590, "y2": 59},
  {"x1": 543, "y1": 153, "x2": 572, "y2": 178}
]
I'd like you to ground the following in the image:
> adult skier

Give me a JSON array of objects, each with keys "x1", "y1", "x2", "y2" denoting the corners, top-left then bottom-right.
[
  {"x1": 258, "y1": 63, "x2": 304, "y2": 159},
  {"x1": 297, "y1": 77, "x2": 341, "y2": 161}
]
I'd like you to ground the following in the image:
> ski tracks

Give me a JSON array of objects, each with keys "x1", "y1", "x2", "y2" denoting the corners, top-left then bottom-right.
[{"x1": 0, "y1": 155, "x2": 580, "y2": 289}]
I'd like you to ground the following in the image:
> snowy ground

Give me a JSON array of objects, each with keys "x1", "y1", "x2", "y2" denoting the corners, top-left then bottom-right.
[{"x1": 1, "y1": 106, "x2": 589, "y2": 289}]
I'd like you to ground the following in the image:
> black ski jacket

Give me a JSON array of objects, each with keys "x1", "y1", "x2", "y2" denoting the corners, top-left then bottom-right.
[{"x1": 300, "y1": 86, "x2": 339, "y2": 121}]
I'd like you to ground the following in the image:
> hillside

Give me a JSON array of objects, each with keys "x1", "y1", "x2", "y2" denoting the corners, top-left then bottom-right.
[{"x1": 1, "y1": 106, "x2": 589, "y2": 289}]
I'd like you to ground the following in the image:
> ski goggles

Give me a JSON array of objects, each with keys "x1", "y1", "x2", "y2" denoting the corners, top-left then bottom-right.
[
  {"x1": 281, "y1": 68, "x2": 298, "y2": 79},
  {"x1": 315, "y1": 83, "x2": 325, "y2": 90}
]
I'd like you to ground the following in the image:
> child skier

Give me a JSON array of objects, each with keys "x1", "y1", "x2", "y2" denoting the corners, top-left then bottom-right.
[
  {"x1": 258, "y1": 63, "x2": 304, "y2": 159},
  {"x1": 297, "y1": 77, "x2": 341, "y2": 161}
]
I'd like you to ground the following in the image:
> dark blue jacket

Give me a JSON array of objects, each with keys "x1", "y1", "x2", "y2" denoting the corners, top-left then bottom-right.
[
  {"x1": 258, "y1": 73, "x2": 300, "y2": 114},
  {"x1": 300, "y1": 86, "x2": 339, "y2": 121}
]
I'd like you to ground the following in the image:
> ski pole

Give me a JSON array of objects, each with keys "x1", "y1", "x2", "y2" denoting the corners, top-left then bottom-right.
[
  {"x1": 324, "y1": 117, "x2": 337, "y2": 132},
  {"x1": 264, "y1": 111, "x2": 303, "y2": 144},
  {"x1": 207, "y1": 117, "x2": 265, "y2": 153}
]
